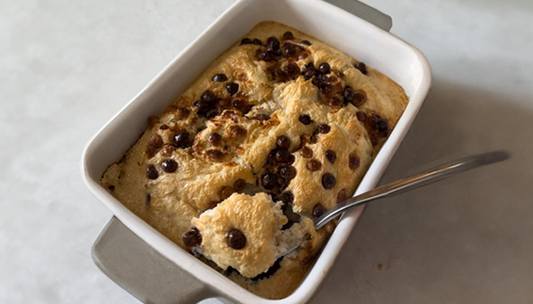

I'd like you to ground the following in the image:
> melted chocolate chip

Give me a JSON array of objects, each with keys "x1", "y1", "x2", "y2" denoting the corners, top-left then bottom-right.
[
  {"x1": 227, "y1": 229, "x2": 246, "y2": 249},
  {"x1": 228, "y1": 125, "x2": 247, "y2": 138},
  {"x1": 355, "y1": 62, "x2": 367, "y2": 74},
  {"x1": 233, "y1": 179, "x2": 247, "y2": 192},
  {"x1": 301, "y1": 146, "x2": 313, "y2": 158},
  {"x1": 283, "y1": 31, "x2": 294, "y2": 40},
  {"x1": 312, "y1": 74, "x2": 328, "y2": 88},
  {"x1": 349, "y1": 152, "x2": 360, "y2": 170},
  {"x1": 302, "y1": 66, "x2": 317, "y2": 80},
  {"x1": 261, "y1": 171, "x2": 278, "y2": 190},
  {"x1": 377, "y1": 119, "x2": 388, "y2": 132},
  {"x1": 284, "y1": 63, "x2": 300, "y2": 77},
  {"x1": 337, "y1": 189, "x2": 347, "y2": 204},
  {"x1": 146, "y1": 165, "x2": 159, "y2": 180},
  {"x1": 108, "y1": 185, "x2": 115, "y2": 191},
  {"x1": 173, "y1": 131, "x2": 190, "y2": 148},
  {"x1": 275, "y1": 149, "x2": 291, "y2": 163},
  {"x1": 205, "y1": 108, "x2": 220, "y2": 119},
  {"x1": 317, "y1": 124, "x2": 331, "y2": 134},
  {"x1": 276, "y1": 136, "x2": 291, "y2": 150},
  {"x1": 148, "y1": 134, "x2": 163, "y2": 148},
  {"x1": 328, "y1": 96, "x2": 343, "y2": 107},
  {"x1": 318, "y1": 63, "x2": 331, "y2": 74},
  {"x1": 212, "y1": 73, "x2": 228, "y2": 82},
  {"x1": 219, "y1": 186, "x2": 234, "y2": 200},
  {"x1": 300, "y1": 40, "x2": 312, "y2": 46},
  {"x1": 207, "y1": 149, "x2": 224, "y2": 161},
  {"x1": 159, "y1": 124, "x2": 169, "y2": 130},
  {"x1": 161, "y1": 159, "x2": 178, "y2": 173},
  {"x1": 176, "y1": 108, "x2": 190, "y2": 119},
  {"x1": 352, "y1": 90, "x2": 367, "y2": 107},
  {"x1": 208, "y1": 133, "x2": 222, "y2": 146},
  {"x1": 312, "y1": 203, "x2": 327, "y2": 219},
  {"x1": 260, "y1": 50, "x2": 276, "y2": 62},
  {"x1": 240, "y1": 38, "x2": 252, "y2": 45},
  {"x1": 272, "y1": 70, "x2": 288, "y2": 82},
  {"x1": 252, "y1": 38, "x2": 262, "y2": 46},
  {"x1": 321, "y1": 173, "x2": 336, "y2": 189},
  {"x1": 299, "y1": 114, "x2": 312, "y2": 125},
  {"x1": 183, "y1": 228, "x2": 202, "y2": 247},
  {"x1": 369, "y1": 131, "x2": 379, "y2": 146},
  {"x1": 232, "y1": 99, "x2": 250, "y2": 113},
  {"x1": 226, "y1": 82, "x2": 239, "y2": 95},
  {"x1": 146, "y1": 193, "x2": 151, "y2": 206},
  {"x1": 325, "y1": 150, "x2": 336, "y2": 163},
  {"x1": 356, "y1": 111, "x2": 367, "y2": 122},
  {"x1": 279, "y1": 165, "x2": 296, "y2": 180},
  {"x1": 307, "y1": 159, "x2": 322, "y2": 172}
]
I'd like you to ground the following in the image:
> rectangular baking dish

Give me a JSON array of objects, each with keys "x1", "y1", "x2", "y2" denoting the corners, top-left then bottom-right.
[{"x1": 81, "y1": 0, "x2": 431, "y2": 303}]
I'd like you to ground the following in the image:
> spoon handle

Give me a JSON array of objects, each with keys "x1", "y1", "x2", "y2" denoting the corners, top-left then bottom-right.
[{"x1": 314, "y1": 150, "x2": 510, "y2": 230}]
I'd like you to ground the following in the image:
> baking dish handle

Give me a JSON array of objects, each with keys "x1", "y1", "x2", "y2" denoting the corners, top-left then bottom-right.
[{"x1": 92, "y1": 217, "x2": 215, "y2": 304}]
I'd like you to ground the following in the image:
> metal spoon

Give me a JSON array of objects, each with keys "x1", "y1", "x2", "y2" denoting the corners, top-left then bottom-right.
[{"x1": 279, "y1": 150, "x2": 510, "y2": 258}]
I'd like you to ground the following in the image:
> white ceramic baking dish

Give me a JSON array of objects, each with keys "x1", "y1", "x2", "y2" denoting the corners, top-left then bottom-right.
[{"x1": 81, "y1": 0, "x2": 431, "y2": 303}]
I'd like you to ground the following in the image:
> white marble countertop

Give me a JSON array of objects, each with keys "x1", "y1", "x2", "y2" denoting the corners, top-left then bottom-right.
[{"x1": 1, "y1": 0, "x2": 532, "y2": 303}]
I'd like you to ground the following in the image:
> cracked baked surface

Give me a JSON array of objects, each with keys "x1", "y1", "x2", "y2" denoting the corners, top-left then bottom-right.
[{"x1": 100, "y1": 21, "x2": 409, "y2": 299}]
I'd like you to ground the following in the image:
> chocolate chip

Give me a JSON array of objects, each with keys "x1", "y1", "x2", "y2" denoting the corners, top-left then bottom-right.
[
  {"x1": 377, "y1": 119, "x2": 388, "y2": 132},
  {"x1": 282, "y1": 31, "x2": 294, "y2": 40},
  {"x1": 302, "y1": 66, "x2": 317, "y2": 80},
  {"x1": 281, "y1": 43, "x2": 300, "y2": 57},
  {"x1": 212, "y1": 73, "x2": 228, "y2": 82},
  {"x1": 300, "y1": 40, "x2": 311, "y2": 46},
  {"x1": 307, "y1": 159, "x2": 322, "y2": 171},
  {"x1": 146, "y1": 165, "x2": 159, "y2": 179},
  {"x1": 219, "y1": 186, "x2": 234, "y2": 200},
  {"x1": 173, "y1": 131, "x2": 190, "y2": 148},
  {"x1": 261, "y1": 171, "x2": 278, "y2": 190},
  {"x1": 226, "y1": 82, "x2": 239, "y2": 95},
  {"x1": 208, "y1": 133, "x2": 222, "y2": 146},
  {"x1": 318, "y1": 63, "x2": 331, "y2": 74},
  {"x1": 207, "y1": 149, "x2": 224, "y2": 161},
  {"x1": 205, "y1": 108, "x2": 220, "y2": 119},
  {"x1": 321, "y1": 173, "x2": 336, "y2": 189},
  {"x1": 201, "y1": 90, "x2": 217, "y2": 103},
  {"x1": 275, "y1": 149, "x2": 291, "y2": 163},
  {"x1": 252, "y1": 38, "x2": 262, "y2": 46},
  {"x1": 337, "y1": 189, "x2": 347, "y2": 204},
  {"x1": 352, "y1": 90, "x2": 367, "y2": 107},
  {"x1": 272, "y1": 70, "x2": 288, "y2": 82},
  {"x1": 240, "y1": 38, "x2": 252, "y2": 45},
  {"x1": 349, "y1": 152, "x2": 360, "y2": 170},
  {"x1": 312, "y1": 74, "x2": 328, "y2": 88},
  {"x1": 356, "y1": 111, "x2": 367, "y2": 122},
  {"x1": 369, "y1": 131, "x2": 379, "y2": 146},
  {"x1": 146, "y1": 193, "x2": 151, "y2": 206},
  {"x1": 325, "y1": 150, "x2": 336, "y2": 163},
  {"x1": 267, "y1": 37, "x2": 280, "y2": 50},
  {"x1": 284, "y1": 63, "x2": 300, "y2": 77},
  {"x1": 176, "y1": 108, "x2": 190, "y2": 119},
  {"x1": 317, "y1": 124, "x2": 331, "y2": 134},
  {"x1": 301, "y1": 146, "x2": 313, "y2": 158},
  {"x1": 233, "y1": 179, "x2": 246, "y2": 192},
  {"x1": 232, "y1": 99, "x2": 250, "y2": 113},
  {"x1": 148, "y1": 134, "x2": 163, "y2": 148},
  {"x1": 281, "y1": 191, "x2": 294, "y2": 204},
  {"x1": 193, "y1": 100, "x2": 211, "y2": 115},
  {"x1": 299, "y1": 114, "x2": 312, "y2": 125},
  {"x1": 312, "y1": 203, "x2": 327, "y2": 219},
  {"x1": 276, "y1": 136, "x2": 291, "y2": 150},
  {"x1": 228, "y1": 125, "x2": 247, "y2": 138},
  {"x1": 161, "y1": 159, "x2": 178, "y2": 173},
  {"x1": 328, "y1": 96, "x2": 342, "y2": 107},
  {"x1": 183, "y1": 228, "x2": 202, "y2": 247},
  {"x1": 219, "y1": 98, "x2": 232, "y2": 109},
  {"x1": 279, "y1": 165, "x2": 296, "y2": 180},
  {"x1": 159, "y1": 124, "x2": 169, "y2": 130},
  {"x1": 355, "y1": 62, "x2": 367, "y2": 74},
  {"x1": 344, "y1": 86, "x2": 355, "y2": 104},
  {"x1": 108, "y1": 185, "x2": 115, "y2": 191},
  {"x1": 260, "y1": 50, "x2": 276, "y2": 62},
  {"x1": 227, "y1": 229, "x2": 246, "y2": 249}
]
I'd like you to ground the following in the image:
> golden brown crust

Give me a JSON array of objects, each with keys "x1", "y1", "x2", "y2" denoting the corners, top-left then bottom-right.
[{"x1": 100, "y1": 21, "x2": 409, "y2": 299}]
